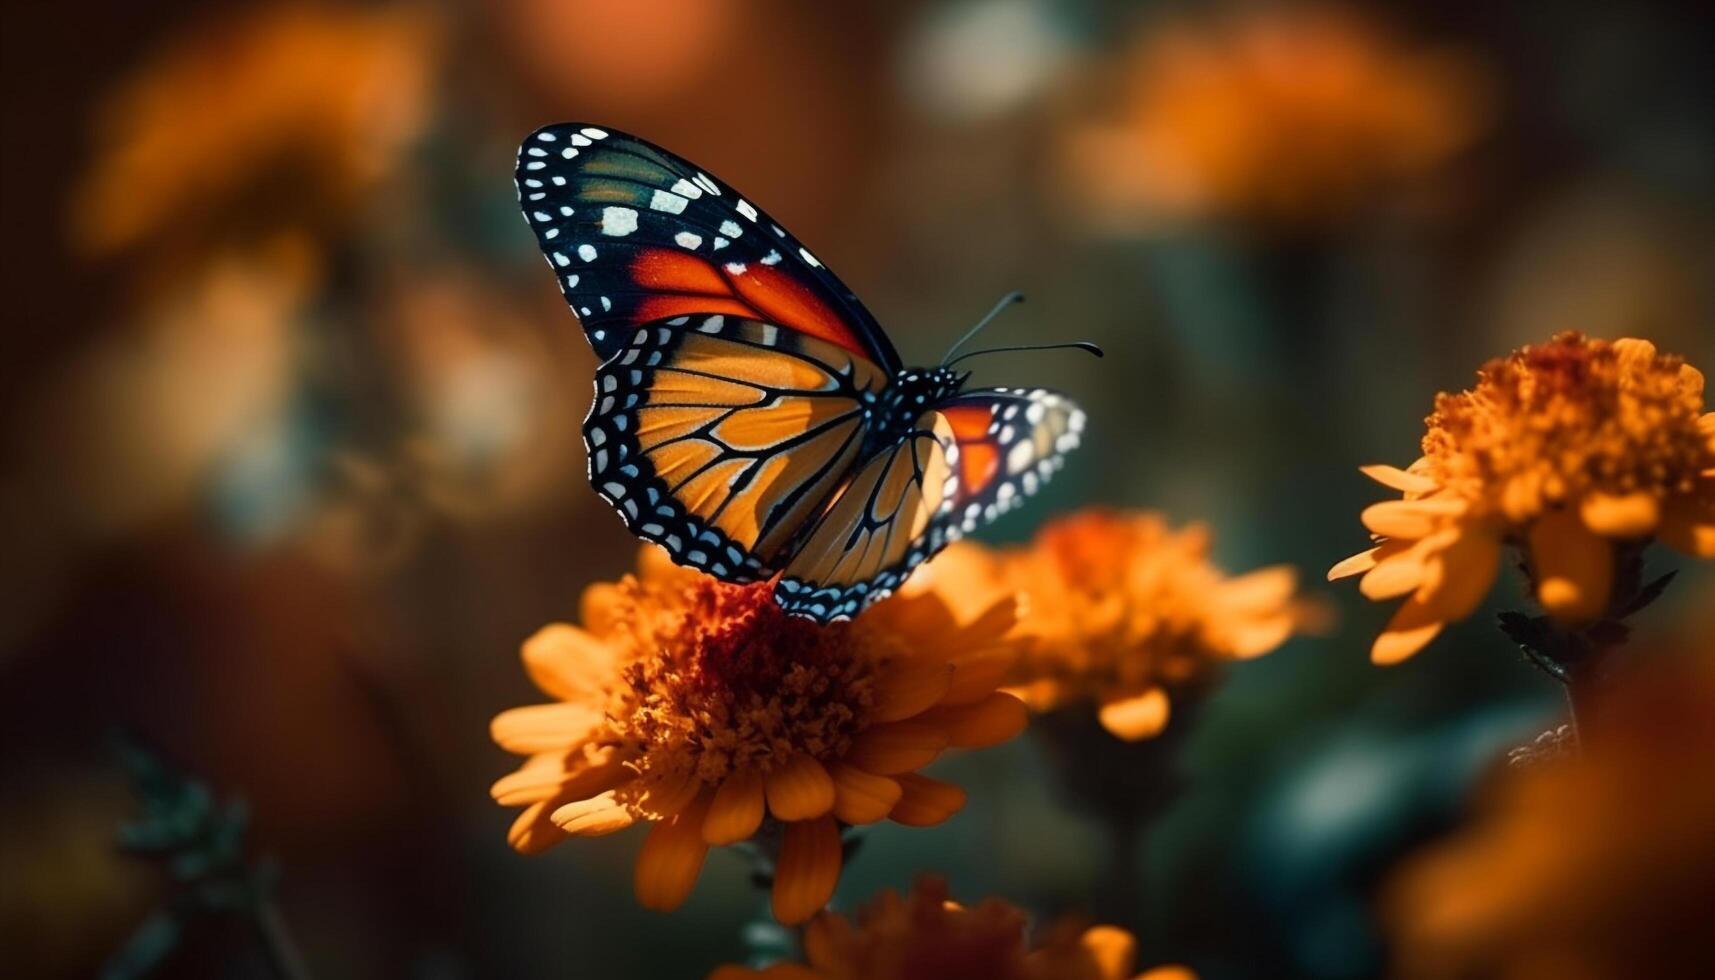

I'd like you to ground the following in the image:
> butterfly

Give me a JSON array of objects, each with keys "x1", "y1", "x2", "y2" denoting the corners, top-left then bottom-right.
[{"x1": 516, "y1": 123, "x2": 1091, "y2": 623}]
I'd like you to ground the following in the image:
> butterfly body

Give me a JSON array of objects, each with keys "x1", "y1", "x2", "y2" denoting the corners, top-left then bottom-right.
[{"x1": 519, "y1": 124, "x2": 1086, "y2": 623}]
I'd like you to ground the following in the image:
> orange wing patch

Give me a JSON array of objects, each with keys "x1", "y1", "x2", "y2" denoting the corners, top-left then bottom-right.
[
  {"x1": 627, "y1": 247, "x2": 871, "y2": 360},
  {"x1": 937, "y1": 403, "x2": 1000, "y2": 495}
]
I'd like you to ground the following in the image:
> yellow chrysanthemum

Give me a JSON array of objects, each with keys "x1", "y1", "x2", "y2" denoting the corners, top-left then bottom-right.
[
  {"x1": 1330, "y1": 333, "x2": 1715, "y2": 664},
  {"x1": 912, "y1": 510, "x2": 1308, "y2": 741},
  {"x1": 490, "y1": 547, "x2": 1027, "y2": 924},
  {"x1": 709, "y1": 876, "x2": 1195, "y2": 980},
  {"x1": 1384, "y1": 638, "x2": 1715, "y2": 978}
]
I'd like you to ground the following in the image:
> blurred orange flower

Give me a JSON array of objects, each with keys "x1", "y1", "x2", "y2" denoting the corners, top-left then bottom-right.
[
  {"x1": 1330, "y1": 333, "x2": 1715, "y2": 664},
  {"x1": 709, "y1": 876, "x2": 1194, "y2": 980},
  {"x1": 70, "y1": 2, "x2": 438, "y2": 263},
  {"x1": 1061, "y1": 7, "x2": 1491, "y2": 228},
  {"x1": 1384, "y1": 642, "x2": 1715, "y2": 979},
  {"x1": 490, "y1": 547, "x2": 1027, "y2": 924},
  {"x1": 916, "y1": 510, "x2": 1310, "y2": 741}
]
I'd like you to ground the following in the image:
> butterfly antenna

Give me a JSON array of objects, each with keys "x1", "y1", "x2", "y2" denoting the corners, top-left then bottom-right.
[
  {"x1": 945, "y1": 340, "x2": 1104, "y2": 368},
  {"x1": 940, "y1": 291, "x2": 1026, "y2": 366}
]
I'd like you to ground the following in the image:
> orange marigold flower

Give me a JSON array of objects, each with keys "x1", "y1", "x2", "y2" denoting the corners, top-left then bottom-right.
[
  {"x1": 1059, "y1": 7, "x2": 1491, "y2": 229},
  {"x1": 70, "y1": 3, "x2": 438, "y2": 260},
  {"x1": 1383, "y1": 639, "x2": 1715, "y2": 978},
  {"x1": 913, "y1": 509, "x2": 1310, "y2": 741},
  {"x1": 1330, "y1": 333, "x2": 1715, "y2": 664},
  {"x1": 708, "y1": 876, "x2": 1195, "y2": 980},
  {"x1": 490, "y1": 547, "x2": 1027, "y2": 924}
]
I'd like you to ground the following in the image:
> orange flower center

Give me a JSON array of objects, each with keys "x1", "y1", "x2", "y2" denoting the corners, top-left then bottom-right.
[
  {"x1": 1422, "y1": 332, "x2": 1708, "y2": 514},
  {"x1": 615, "y1": 579, "x2": 878, "y2": 786}
]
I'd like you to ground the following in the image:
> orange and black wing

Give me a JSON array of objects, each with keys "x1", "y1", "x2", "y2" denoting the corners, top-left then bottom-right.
[
  {"x1": 516, "y1": 123, "x2": 901, "y2": 374},
  {"x1": 774, "y1": 388, "x2": 1085, "y2": 621},
  {"x1": 587, "y1": 314, "x2": 888, "y2": 582}
]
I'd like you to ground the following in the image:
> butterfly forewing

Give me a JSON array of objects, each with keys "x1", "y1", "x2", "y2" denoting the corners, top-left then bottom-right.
[
  {"x1": 516, "y1": 124, "x2": 901, "y2": 373},
  {"x1": 586, "y1": 314, "x2": 888, "y2": 581}
]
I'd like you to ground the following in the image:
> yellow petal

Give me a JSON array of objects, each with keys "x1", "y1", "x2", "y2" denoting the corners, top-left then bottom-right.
[
  {"x1": 940, "y1": 651, "x2": 1014, "y2": 706},
  {"x1": 551, "y1": 791, "x2": 636, "y2": 836},
  {"x1": 888, "y1": 773, "x2": 967, "y2": 827},
  {"x1": 1224, "y1": 613, "x2": 1296, "y2": 659},
  {"x1": 1328, "y1": 545, "x2": 1385, "y2": 581},
  {"x1": 703, "y1": 768, "x2": 766, "y2": 845},
  {"x1": 1660, "y1": 497, "x2": 1715, "y2": 558},
  {"x1": 844, "y1": 721, "x2": 947, "y2": 775},
  {"x1": 1214, "y1": 565, "x2": 1296, "y2": 612},
  {"x1": 1079, "y1": 925, "x2": 1137, "y2": 980},
  {"x1": 489, "y1": 703, "x2": 603, "y2": 755},
  {"x1": 1328, "y1": 538, "x2": 1411, "y2": 582},
  {"x1": 1359, "y1": 464, "x2": 1439, "y2": 494},
  {"x1": 1612, "y1": 336, "x2": 1657, "y2": 368},
  {"x1": 765, "y1": 754, "x2": 836, "y2": 822},
  {"x1": 490, "y1": 753, "x2": 576, "y2": 806},
  {"x1": 521, "y1": 623, "x2": 611, "y2": 701},
  {"x1": 802, "y1": 912, "x2": 853, "y2": 972},
  {"x1": 1360, "y1": 498, "x2": 1464, "y2": 539},
  {"x1": 772, "y1": 817, "x2": 841, "y2": 925},
  {"x1": 633, "y1": 768, "x2": 703, "y2": 819},
  {"x1": 1579, "y1": 491, "x2": 1661, "y2": 538},
  {"x1": 1372, "y1": 595, "x2": 1444, "y2": 665},
  {"x1": 1416, "y1": 526, "x2": 1501, "y2": 623},
  {"x1": 635, "y1": 794, "x2": 711, "y2": 912},
  {"x1": 490, "y1": 746, "x2": 628, "y2": 806},
  {"x1": 1096, "y1": 688, "x2": 1170, "y2": 741},
  {"x1": 871, "y1": 659, "x2": 954, "y2": 723},
  {"x1": 1530, "y1": 509, "x2": 1613, "y2": 624},
  {"x1": 506, "y1": 800, "x2": 563, "y2": 855},
  {"x1": 919, "y1": 692, "x2": 1028, "y2": 748},
  {"x1": 828, "y1": 763, "x2": 901, "y2": 825},
  {"x1": 1359, "y1": 546, "x2": 1429, "y2": 600}
]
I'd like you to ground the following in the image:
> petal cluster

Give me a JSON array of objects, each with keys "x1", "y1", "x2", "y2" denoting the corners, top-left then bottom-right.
[
  {"x1": 491, "y1": 547, "x2": 1027, "y2": 923},
  {"x1": 1331, "y1": 334, "x2": 1715, "y2": 662},
  {"x1": 914, "y1": 510, "x2": 1308, "y2": 741},
  {"x1": 709, "y1": 876, "x2": 1194, "y2": 980}
]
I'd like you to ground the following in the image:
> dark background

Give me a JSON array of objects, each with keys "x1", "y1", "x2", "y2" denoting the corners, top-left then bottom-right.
[{"x1": 4, "y1": 1, "x2": 1713, "y2": 977}]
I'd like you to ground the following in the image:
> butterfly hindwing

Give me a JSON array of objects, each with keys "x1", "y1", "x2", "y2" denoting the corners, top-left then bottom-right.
[
  {"x1": 586, "y1": 313, "x2": 889, "y2": 582},
  {"x1": 516, "y1": 124, "x2": 901, "y2": 373},
  {"x1": 774, "y1": 387, "x2": 1085, "y2": 622}
]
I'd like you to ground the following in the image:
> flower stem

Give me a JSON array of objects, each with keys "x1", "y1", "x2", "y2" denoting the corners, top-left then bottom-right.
[{"x1": 253, "y1": 895, "x2": 313, "y2": 980}]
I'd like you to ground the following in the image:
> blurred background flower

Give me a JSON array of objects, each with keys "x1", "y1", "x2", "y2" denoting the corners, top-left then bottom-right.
[
  {"x1": 3, "y1": 0, "x2": 1713, "y2": 976},
  {"x1": 712, "y1": 875, "x2": 1192, "y2": 980},
  {"x1": 925, "y1": 509, "x2": 1315, "y2": 741},
  {"x1": 1057, "y1": 5, "x2": 1493, "y2": 233},
  {"x1": 1384, "y1": 623, "x2": 1715, "y2": 979}
]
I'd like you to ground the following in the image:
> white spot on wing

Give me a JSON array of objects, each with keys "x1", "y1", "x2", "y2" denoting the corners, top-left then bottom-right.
[
  {"x1": 736, "y1": 199, "x2": 758, "y2": 221},
  {"x1": 600, "y1": 207, "x2": 638, "y2": 236},
  {"x1": 649, "y1": 189, "x2": 688, "y2": 214},
  {"x1": 674, "y1": 231, "x2": 703, "y2": 249},
  {"x1": 578, "y1": 244, "x2": 597, "y2": 262}
]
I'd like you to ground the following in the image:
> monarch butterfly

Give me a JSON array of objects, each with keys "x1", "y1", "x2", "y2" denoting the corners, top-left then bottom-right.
[{"x1": 517, "y1": 124, "x2": 1094, "y2": 623}]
